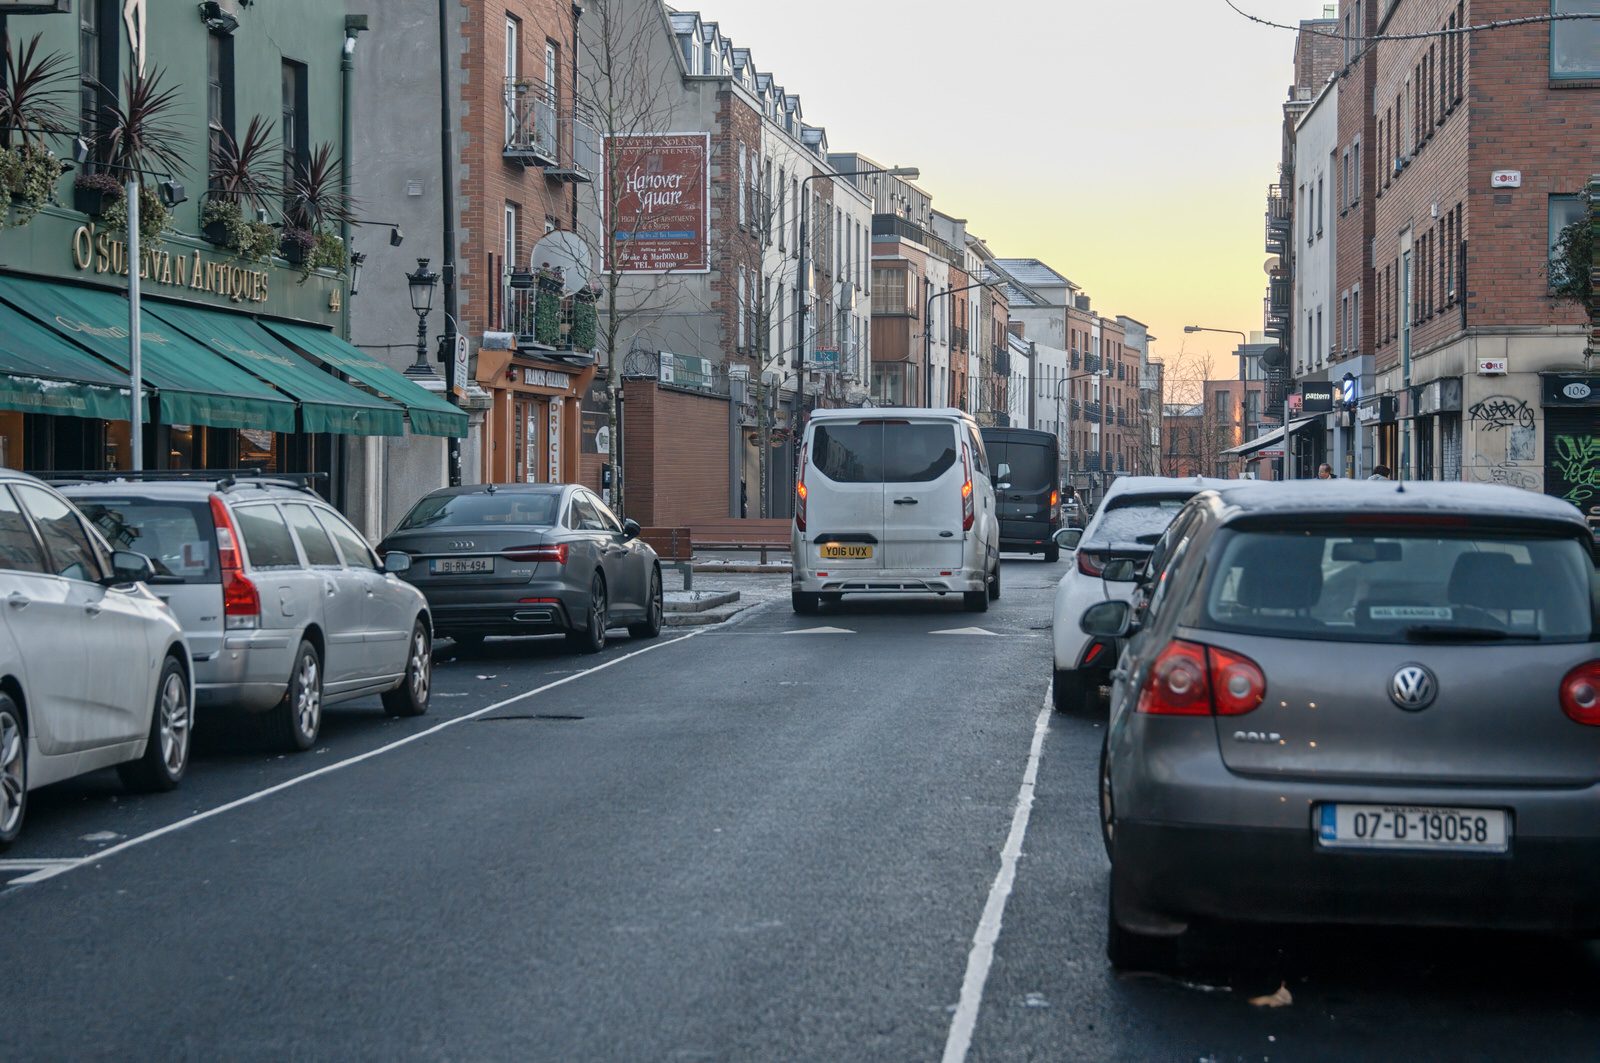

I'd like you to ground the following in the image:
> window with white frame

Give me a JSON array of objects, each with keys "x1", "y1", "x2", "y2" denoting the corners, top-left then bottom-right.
[
  {"x1": 505, "y1": 16, "x2": 520, "y2": 145},
  {"x1": 1552, "y1": 0, "x2": 1600, "y2": 78},
  {"x1": 738, "y1": 144, "x2": 747, "y2": 227}
]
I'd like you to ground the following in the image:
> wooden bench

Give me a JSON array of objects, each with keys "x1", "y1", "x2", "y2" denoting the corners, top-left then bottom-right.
[
  {"x1": 691, "y1": 519, "x2": 792, "y2": 566},
  {"x1": 640, "y1": 527, "x2": 695, "y2": 590}
]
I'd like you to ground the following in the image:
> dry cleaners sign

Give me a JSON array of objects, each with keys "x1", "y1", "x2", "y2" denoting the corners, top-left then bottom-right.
[{"x1": 70, "y1": 223, "x2": 271, "y2": 305}]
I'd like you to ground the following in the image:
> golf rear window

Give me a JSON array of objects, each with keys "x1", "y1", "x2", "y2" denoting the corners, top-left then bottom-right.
[
  {"x1": 1201, "y1": 528, "x2": 1595, "y2": 644},
  {"x1": 74, "y1": 498, "x2": 217, "y2": 584},
  {"x1": 812, "y1": 422, "x2": 958, "y2": 484},
  {"x1": 397, "y1": 492, "x2": 560, "y2": 530}
]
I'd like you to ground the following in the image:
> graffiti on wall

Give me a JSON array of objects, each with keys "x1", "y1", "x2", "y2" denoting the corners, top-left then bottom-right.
[
  {"x1": 1467, "y1": 395, "x2": 1535, "y2": 432},
  {"x1": 1463, "y1": 394, "x2": 1541, "y2": 492},
  {"x1": 1462, "y1": 455, "x2": 1542, "y2": 492},
  {"x1": 1551, "y1": 435, "x2": 1600, "y2": 510}
]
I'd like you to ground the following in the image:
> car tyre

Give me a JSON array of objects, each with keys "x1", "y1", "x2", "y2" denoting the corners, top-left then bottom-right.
[
  {"x1": 628, "y1": 568, "x2": 664, "y2": 640},
  {"x1": 988, "y1": 561, "x2": 1001, "y2": 601},
  {"x1": 1052, "y1": 668, "x2": 1086, "y2": 713},
  {"x1": 0, "y1": 695, "x2": 27, "y2": 850},
  {"x1": 792, "y1": 591, "x2": 820, "y2": 615},
  {"x1": 963, "y1": 588, "x2": 989, "y2": 612},
  {"x1": 118, "y1": 655, "x2": 191, "y2": 792},
  {"x1": 1106, "y1": 888, "x2": 1181, "y2": 974},
  {"x1": 382, "y1": 620, "x2": 432, "y2": 718},
  {"x1": 1098, "y1": 737, "x2": 1115, "y2": 861},
  {"x1": 1045, "y1": 543, "x2": 1060, "y2": 564},
  {"x1": 271, "y1": 640, "x2": 323, "y2": 752},
  {"x1": 568, "y1": 574, "x2": 608, "y2": 654}
]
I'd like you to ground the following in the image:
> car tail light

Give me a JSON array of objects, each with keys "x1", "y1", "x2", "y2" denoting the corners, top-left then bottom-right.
[
  {"x1": 960, "y1": 445, "x2": 975, "y2": 531},
  {"x1": 209, "y1": 493, "x2": 260, "y2": 630},
  {"x1": 1135, "y1": 640, "x2": 1267, "y2": 717},
  {"x1": 796, "y1": 443, "x2": 809, "y2": 533},
  {"x1": 1560, "y1": 661, "x2": 1600, "y2": 725},
  {"x1": 504, "y1": 544, "x2": 567, "y2": 564},
  {"x1": 1077, "y1": 551, "x2": 1104, "y2": 577}
]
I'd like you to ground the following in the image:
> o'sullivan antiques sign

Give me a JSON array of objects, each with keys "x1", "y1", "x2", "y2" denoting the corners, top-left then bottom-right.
[{"x1": 71, "y1": 224, "x2": 271, "y2": 305}]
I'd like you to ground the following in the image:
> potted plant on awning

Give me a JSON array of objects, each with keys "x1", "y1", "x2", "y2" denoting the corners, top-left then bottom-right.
[
  {"x1": 81, "y1": 66, "x2": 186, "y2": 244},
  {"x1": 534, "y1": 265, "x2": 562, "y2": 346},
  {"x1": 0, "y1": 34, "x2": 73, "y2": 232},
  {"x1": 284, "y1": 141, "x2": 356, "y2": 274},
  {"x1": 570, "y1": 286, "x2": 598, "y2": 351},
  {"x1": 203, "y1": 115, "x2": 280, "y2": 261}
]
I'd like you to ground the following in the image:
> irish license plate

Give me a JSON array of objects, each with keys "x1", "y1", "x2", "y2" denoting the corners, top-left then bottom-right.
[
  {"x1": 819, "y1": 543, "x2": 873, "y2": 560},
  {"x1": 432, "y1": 557, "x2": 493, "y2": 575},
  {"x1": 1316, "y1": 804, "x2": 1509, "y2": 853}
]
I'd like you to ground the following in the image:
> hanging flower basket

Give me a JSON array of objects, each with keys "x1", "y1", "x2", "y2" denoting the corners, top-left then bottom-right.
[
  {"x1": 73, "y1": 171, "x2": 123, "y2": 217},
  {"x1": 570, "y1": 289, "x2": 598, "y2": 351},
  {"x1": 280, "y1": 225, "x2": 316, "y2": 265}
]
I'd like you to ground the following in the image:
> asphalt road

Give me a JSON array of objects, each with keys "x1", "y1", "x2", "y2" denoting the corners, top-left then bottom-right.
[{"x1": 4, "y1": 558, "x2": 1600, "y2": 1061}]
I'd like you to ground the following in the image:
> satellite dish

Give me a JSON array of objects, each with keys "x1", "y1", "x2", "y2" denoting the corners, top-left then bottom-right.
[
  {"x1": 1264, "y1": 256, "x2": 1280, "y2": 275},
  {"x1": 529, "y1": 231, "x2": 596, "y2": 296}
]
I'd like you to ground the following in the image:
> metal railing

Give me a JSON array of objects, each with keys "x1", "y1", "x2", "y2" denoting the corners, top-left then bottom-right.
[
  {"x1": 870, "y1": 214, "x2": 961, "y2": 266},
  {"x1": 504, "y1": 78, "x2": 558, "y2": 164},
  {"x1": 500, "y1": 278, "x2": 598, "y2": 354}
]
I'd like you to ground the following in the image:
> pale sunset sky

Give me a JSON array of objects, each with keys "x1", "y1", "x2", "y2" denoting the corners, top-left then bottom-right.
[{"x1": 683, "y1": 0, "x2": 1333, "y2": 380}]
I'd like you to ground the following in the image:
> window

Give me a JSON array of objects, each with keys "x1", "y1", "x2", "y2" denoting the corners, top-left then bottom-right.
[
  {"x1": 1352, "y1": 139, "x2": 1361, "y2": 203},
  {"x1": 397, "y1": 492, "x2": 560, "y2": 529},
  {"x1": 1316, "y1": 177, "x2": 1324, "y2": 236},
  {"x1": 738, "y1": 143, "x2": 747, "y2": 227},
  {"x1": 236, "y1": 505, "x2": 301, "y2": 569},
  {"x1": 504, "y1": 203, "x2": 519, "y2": 271},
  {"x1": 1353, "y1": 286, "x2": 1362, "y2": 349},
  {"x1": 76, "y1": 498, "x2": 215, "y2": 583},
  {"x1": 1550, "y1": 194, "x2": 1588, "y2": 289},
  {"x1": 315, "y1": 510, "x2": 378, "y2": 569},
  {"x1": 777, "y1": 168, "x2": 786, "y2": 249},
  {"x1": 282, "y1": 60, "x2": 308, "y2": 200},
  {"x1": 1553, "y1": 0, "x2": 1600, "y2": 77},
  {"x1": 505, "y1": 16, "x2": 521, "y2": 145},
  {"x1": 0, "y1": 488, "x2": 45, "y2": 575},
  {"x1": 545, "y1": 39, "x2": 558, "y2": 99},
  {"x1": 206, "y1": 31, "x2": 235, "y2": 177},
  {"x1": 283, "y1": 504, "x2": 341, "y2": 568},
  {"x1": 15, "y1": 486, "x2": 104, "y2": 583},
  {"x1": 1316, "y1": 309, "x2": 1324, "y2": 362},
  {"x1": 1214, "y1": 390, "x2": 1232, "y2": 416},
  {"x1": 737, "y1": 268, "x2": 747, "y2": 348},
  {"x1": 572, "y1": 494, "x2": 606, "y2": 531},
  {"x1": 873, "y1": 267, "x2": 909, "y2": 314}
]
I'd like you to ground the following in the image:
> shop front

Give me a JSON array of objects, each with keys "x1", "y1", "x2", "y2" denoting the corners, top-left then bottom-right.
[
  {"x1": 1408, "y1": 377, "x2": 1464, "y2": 481},
  {"x1": 1357, "y1": 395, "x2": 1397, "y2": 472},
  {"x1": 473, "y1": 350, "x2": 596, "y2": 485},
  {"x1": 1541, "y1": 374, "x2": 1600, "y2": 534}
]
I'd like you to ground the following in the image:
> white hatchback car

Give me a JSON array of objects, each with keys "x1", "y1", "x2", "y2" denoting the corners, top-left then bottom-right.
[
  {"x1": 0, "y1": 470, "x2": 192, "y2": 849},
  {"x1": 792, "y1": 408, "x2": 1000, "y2": 613},
  {"x1": 1051, "y1": 477, "x2": 1231, "y2": 711}
]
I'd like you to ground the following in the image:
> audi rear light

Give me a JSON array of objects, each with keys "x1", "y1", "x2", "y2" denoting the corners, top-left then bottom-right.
[
  {"x1": 209, "y1": 493, "x2": 259, "y2": 629},
  {"x1": 504, "y1": 543, "x2": 568, "y2": 564},
  {"x1": 1210, "y1": 646, "x2": 1267, "y2": 716},
  {"x1": 960, "y1": 445, "x2": 975, "y2": 531},
  {"x1": 1560, "y1": 661, "x2": 1600, "y2": 725},
  {"x1": 1136, "y1": 640, "x2": 1211, "y2": 716},
  {"x1": 796, "y1": 443, "x2": 809, "y2": 533},
  {"x1": 1077, "y1": 551, "x2": 1104, "y2": 577}
]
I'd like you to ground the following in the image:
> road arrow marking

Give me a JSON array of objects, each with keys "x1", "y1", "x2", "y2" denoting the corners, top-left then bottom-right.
[
  {"x1": 784, "y1": 626, "x2": 855, "y2": 635},
  {"x1": 932, "y1": 627, "x2": 1002, "y2": 636}
]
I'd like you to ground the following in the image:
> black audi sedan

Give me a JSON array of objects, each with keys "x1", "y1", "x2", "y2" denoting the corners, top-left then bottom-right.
[{"x1": 378, "y1": 483, "x2": 663, "y2": 653}]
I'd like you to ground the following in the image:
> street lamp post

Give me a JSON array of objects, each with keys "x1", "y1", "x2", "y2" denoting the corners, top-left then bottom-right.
[
  {"x1": 404, "y1": 258, "x2": 440, "y2": 380},
  {"x1": 1052, "y1": 368, "x2": 1109, "y2": 488},
  {"x1": 926, "y1": 279, "x2": 1000, "y2": 409}
]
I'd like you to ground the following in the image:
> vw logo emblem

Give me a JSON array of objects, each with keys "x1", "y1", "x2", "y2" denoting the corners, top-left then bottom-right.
[{"x1": 1390, "y1": 664, "x2": 1438, "y2": 711}]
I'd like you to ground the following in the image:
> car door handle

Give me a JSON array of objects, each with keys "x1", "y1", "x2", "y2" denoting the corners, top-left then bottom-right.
[
  {"x1": 6, "y1": 592, "x2": 29, "y2": 609},
  {"x1": 893, "y1": 497, "x2": 919, "y2": 505},
  {"x1": 84, "y1": 600, "x2": 103, "y2": 617},
  {"x1": 323, "y1": 580, "x2": 338, "y2": 597}
]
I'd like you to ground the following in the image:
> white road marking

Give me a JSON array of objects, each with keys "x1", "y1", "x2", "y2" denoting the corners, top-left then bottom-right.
[
  {"x1": 940, "y1": 683, "x2": 1053, "y2": 1063},
  {"x1": 4, "y1": 630, "x2": 705, "y2": 890},
  {"x1": 782, "y1": 626, "x2": 855, "y2": 635},
  {"x1": 931, "y1": 627, "x2": 1003, "y2": 637}
]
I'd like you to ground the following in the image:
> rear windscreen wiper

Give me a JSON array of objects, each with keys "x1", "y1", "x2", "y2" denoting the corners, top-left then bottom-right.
[{"x1": 1401, "y1": 625, "x2": 1541, "y2": 643}]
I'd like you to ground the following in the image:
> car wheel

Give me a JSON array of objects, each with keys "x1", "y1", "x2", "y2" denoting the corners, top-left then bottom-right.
[
  {"x1": 628, "y1": 568, "x2": 664, "y2": 640},
  {"x1": 568, "y1": 574, "x2": 608, "y2": 654},
  {"x1": 382, "y1": 620, "x2": 432, "y2": 718},
  {"x1": 118, "y1": 655, "x2": 191, "y2": 793},
  {"x1": 1053, "y1": 668, "x2": 1086, "y2": 713},
  {"x1": 988, "y1": 561, "x2": 1001, "y2": 601},
  {"x1": 792, "y1": 590, "x2": 820, "y2": 615},
  {"x1": 271, "y1": 640, "x2": 323, "y2": 752},
  {"x1": 0, "y1": 696, "x2": 27, "y2": 849},
  {"x1": 962, "y1": 589, "x2": 989, "y2": 612},
  {"x1": 1098, "y1": 737, "x2": 1115, "y2": 861},
  {"x1": 1106, "y1": 875, "x2": 1182, "y2": 973},
  {"x1": 1045, "y1": 543, "x2": 1060, "y2": 564}
]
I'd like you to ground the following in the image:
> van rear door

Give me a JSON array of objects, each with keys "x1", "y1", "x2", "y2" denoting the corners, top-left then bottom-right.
[
  {"x1": 806, "y1": 420, "x2": 886, "y2": 571},
  {"x1": 997, "y1": 440, "x2": 1058, "y2": 545},
  {"x1": 881, "y1": 420, "x2": 965, "y2": 570}
]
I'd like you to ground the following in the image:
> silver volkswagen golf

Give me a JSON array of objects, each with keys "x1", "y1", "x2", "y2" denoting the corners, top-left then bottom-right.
[{"x1": 1082, "y1": 481, "x2": 1600, "y2": 971}]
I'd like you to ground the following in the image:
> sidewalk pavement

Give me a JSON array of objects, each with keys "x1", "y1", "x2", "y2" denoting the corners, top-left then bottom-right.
[{"x1": 664, "y1": 569, "x2": 790, "y2": 627}]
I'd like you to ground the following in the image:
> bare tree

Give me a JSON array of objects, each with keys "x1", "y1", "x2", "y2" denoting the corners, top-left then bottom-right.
[{"x1": 1160, "y1": 347, "x2": 1233, "y2": 477}]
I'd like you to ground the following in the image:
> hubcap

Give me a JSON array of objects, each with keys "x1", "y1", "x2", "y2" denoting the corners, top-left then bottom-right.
[
  {"x1": 158, "y1": 671, "x2": 190, "y2": 775},
  {"x1": 296, "y1": 653, "x2": 321, "y2": 738},
  {"x1": 592, "y1": 581, "x2": 606, "y2": 641},
  {"x1": 410, "y1": 629, "x2": 430, "y2": 701},
  {"x1": 652, "y1": 576, "x2": 662, "y2": 626},
  {"x1": 1100, "y1": 755, "x2": 1115, "y2": 847},
  {"x1": 0, "y1": 711, "x2": 23, "y2": 835}
]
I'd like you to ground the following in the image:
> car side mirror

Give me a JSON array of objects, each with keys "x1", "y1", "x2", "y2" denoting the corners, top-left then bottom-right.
[
  {"x1": 1101, "y1": 558, "x2": 1141, "y2": 582},
  {"x1": 106, "y1": 550, "x2": 155, "y2": 586},
  {"x1": 1053, "y1": 528, "x2": 1083, "y2": 551},
  {"x1": 622, "y1": 518, "x2": 641, "y2": 541},
  {"x1": 1081, "y1": 600, "x2": 1138, "y2": 638},
  {"x1": 383, "y1": 551, "x2": 413, "y2": 575}
]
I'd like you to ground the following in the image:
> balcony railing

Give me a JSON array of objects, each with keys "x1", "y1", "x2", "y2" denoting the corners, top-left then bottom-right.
[
  {"x1": 871, "y1": 214, "x2": 961, "y2": 265},
  {"x1": 1263, "y1": 294, "x2": 1288, "y2": 338},
  {"x1": 993, "y1": 346, "x2": 1010, "y2": 377},
  {"x1": 501, "y1": 275, "x2": 598, "y2": 355},
  {"x1": 950, "y1": 325, "x2": 969, "y2": 352},
  {"x1": 505, "y1": 79, "x2": 558, "y2": 166}
]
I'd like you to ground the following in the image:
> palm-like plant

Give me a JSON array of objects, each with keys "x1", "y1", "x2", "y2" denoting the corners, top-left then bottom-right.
[
  {"x1": 285, "y1": 141, "x2": 357, "y2": 232},
  {"x1": 0, "y1": 34, "x2": 75, "y2": 150},
  {"x1": 209, "y1": 115, "x2": 280, "y2": 211},
  {"x1": 98, "y1": 67, "x2": 187, "y2": 178}
]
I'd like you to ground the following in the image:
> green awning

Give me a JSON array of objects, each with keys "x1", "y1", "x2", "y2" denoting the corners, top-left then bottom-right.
[
  {"x1": 262, "y1": 321, "x2": 470, "y2": 438},
  {"x1": 0, "y1": 297, "x2": 143, "y2": 422},
  {"x1": 148, "y1": 303, "x2": 405, "y2": 437},
  {"x1": 0, "y1": 276, "x2": 296, "y2": 433}
]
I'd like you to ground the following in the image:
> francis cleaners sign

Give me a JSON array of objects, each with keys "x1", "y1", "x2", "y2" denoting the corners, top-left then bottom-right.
[{"x1": 604, "y1": 133, "x2": 710, "y2": 274}]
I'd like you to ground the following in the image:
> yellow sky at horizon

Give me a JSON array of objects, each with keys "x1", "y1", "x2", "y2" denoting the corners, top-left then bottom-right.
[{"x1": 685, "y1": 0, "x2": 1330, "y2": 379}]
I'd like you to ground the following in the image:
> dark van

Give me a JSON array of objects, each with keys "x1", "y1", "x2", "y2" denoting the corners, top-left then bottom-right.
[{"x1": 981, "y1": 427, "x2": 1065, "y2": 561}]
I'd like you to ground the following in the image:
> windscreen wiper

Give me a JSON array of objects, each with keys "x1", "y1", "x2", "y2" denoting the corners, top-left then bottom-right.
[{"x1": 1401, "y1": 625, "x2": 1541, "y2": 643}]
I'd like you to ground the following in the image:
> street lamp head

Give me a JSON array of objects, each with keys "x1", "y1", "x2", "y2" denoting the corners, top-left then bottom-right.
[
  {"x1": 886, "y1": 166, "x2": 920, "y2": 180},
  {"x1": 1183, "y1": 325, "x2": 1201, "y2": 333},
  {"x1": 406, "y1": 258, "x2": 439, "y2": 315}
]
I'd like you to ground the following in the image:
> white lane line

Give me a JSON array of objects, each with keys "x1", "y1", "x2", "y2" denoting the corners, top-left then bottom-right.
[
  {"x1": 940, "y1": 684, "x2": 1053, "y2": 1063},
  {"x1": 7, "y1": 629, "x2": 705, "y2": 890}
]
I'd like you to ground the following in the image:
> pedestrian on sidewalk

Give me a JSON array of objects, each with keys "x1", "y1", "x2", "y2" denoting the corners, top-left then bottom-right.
[
  {"x1": 1368, "y1": 464, "x2": 1392, "y2": 481},
  {"x1": 1318, "y1": 463, "x2": 1335, "y2": 479}
]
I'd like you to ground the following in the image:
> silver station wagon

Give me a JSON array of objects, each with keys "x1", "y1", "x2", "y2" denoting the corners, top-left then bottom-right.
[{"x1": 1082, "y1": 481, "x2": 1600, "y2": 971}]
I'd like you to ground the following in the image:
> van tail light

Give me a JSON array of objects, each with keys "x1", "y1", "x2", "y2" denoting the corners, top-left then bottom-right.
[
  {"x1": 209, "y1": 493, "x2": 260, "y2": 630},
  {"x1": 1077, "y1": 551, "x2": 1104, "y2": 577},
  {"x1": 1049, "y1": 488, "x2": 1061, "y2": 525},
  {"x1": 960, "y1": 445, "x2": 975, "y2": 531},
  {"x1": 1136, "y1": 639, "x2": 1266, "y2": 717},
  {"x1": 504, "y1": 544, "x2": 567, "y2": 564},
  {"x1": 1560, "y1": 661, "x2": 1600, "y2": 725},
  {"x1": 796, "y1": 443, "x2": 808, "y2": 533}
]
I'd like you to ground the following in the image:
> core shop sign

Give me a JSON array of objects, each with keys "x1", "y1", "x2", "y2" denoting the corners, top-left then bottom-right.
[{"x1": 71, "y1": 224, "x2": 271, "y2": 305}]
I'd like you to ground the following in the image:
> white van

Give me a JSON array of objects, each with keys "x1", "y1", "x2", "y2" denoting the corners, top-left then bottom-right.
[{"x1": 792, "y1": 408, "x2": 1000, "y2": 613}]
